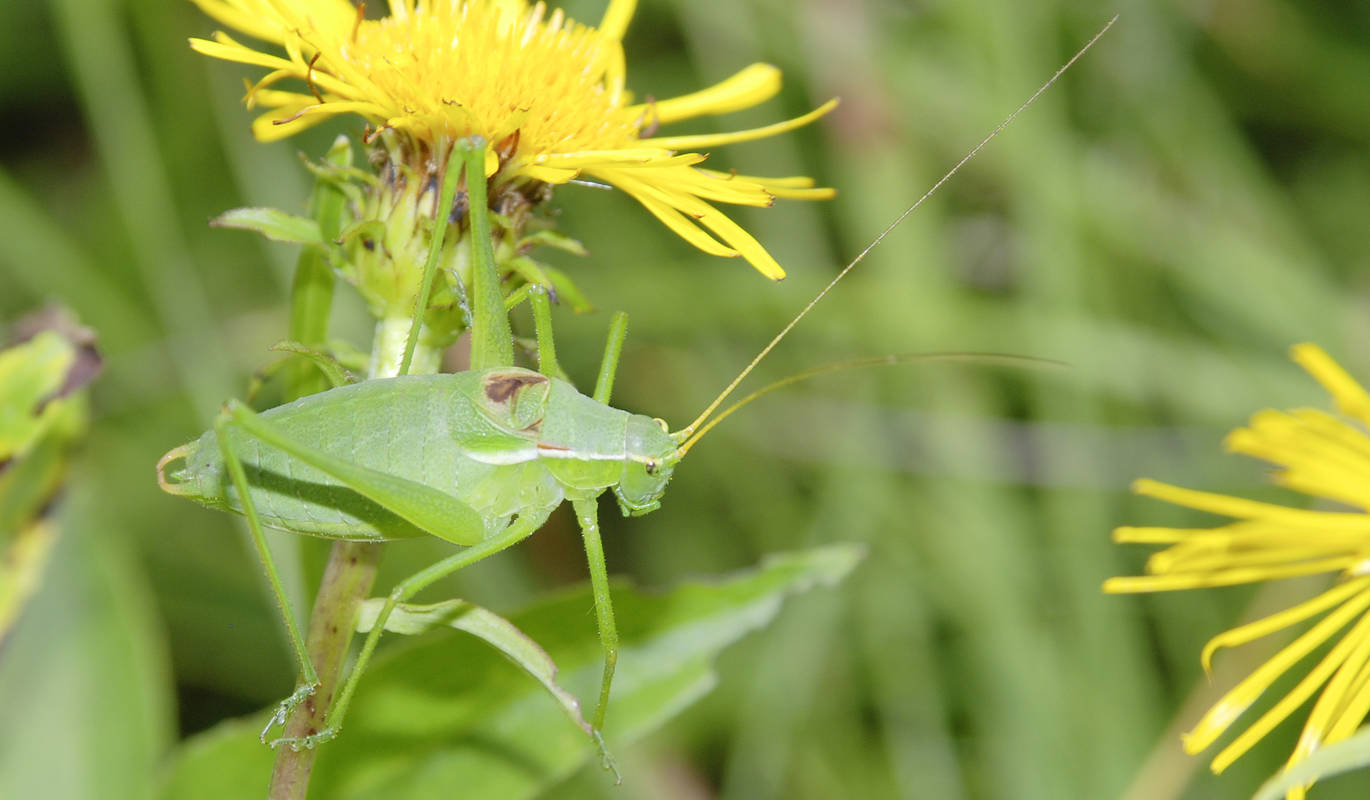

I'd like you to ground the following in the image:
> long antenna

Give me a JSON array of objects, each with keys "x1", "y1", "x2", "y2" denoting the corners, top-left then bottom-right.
[
  {"x1": 679, "y1": 352, "x2": 1064, "y2": 454},
  {"x1": 673, "y1": 15, "x2": 1118, "y2": 444}
]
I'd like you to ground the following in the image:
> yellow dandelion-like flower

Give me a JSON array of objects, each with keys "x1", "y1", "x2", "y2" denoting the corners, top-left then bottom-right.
[
  {"x1": 1106, "y1": 344, "x2": 1370, "y2": 799},
  {"x1": 189, "y1": 0, "x2": 836, "y2": 279}
]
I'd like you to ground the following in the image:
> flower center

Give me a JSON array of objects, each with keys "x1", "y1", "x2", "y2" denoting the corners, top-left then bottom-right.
[{"x1": 335, "y1": 2, "x2": 641, "y2": 162}]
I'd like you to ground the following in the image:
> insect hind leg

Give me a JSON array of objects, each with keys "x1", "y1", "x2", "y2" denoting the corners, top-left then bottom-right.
[
  {"x1": 212, "y1": 404, "x2": 321, "y2": 743},
  {"x1": 275, "y1": 507, "x2": 555, "y2": 750}
]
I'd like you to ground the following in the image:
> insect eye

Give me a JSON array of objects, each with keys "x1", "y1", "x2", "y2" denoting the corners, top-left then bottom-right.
[
  {"x1": 653, "y1": 418, "x2": 669, "y2": 432},
  {"x1": 645, "y1": 460, "x2": 658, "y2": 475}
]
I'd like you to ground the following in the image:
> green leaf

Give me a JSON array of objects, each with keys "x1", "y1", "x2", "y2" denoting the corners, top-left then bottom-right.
[
  {"x1": 0, "y1": 330, "x2": 75, "y2": 459},
  {"x1": 1252, "y1": 726, "x2": 1370, "y2": 800},
  {"x1": 160, "y1": 544, "x2": 863, "y2": 799},
  {"x1": 357, "y1": 597, "x2": 595, "y2": 741},
  {"x1": 212, "y1": 207, "x2": 324, "y2": 246},
  {"x1": 0, "y1": 501, "x2": 173, "y2": 800}
]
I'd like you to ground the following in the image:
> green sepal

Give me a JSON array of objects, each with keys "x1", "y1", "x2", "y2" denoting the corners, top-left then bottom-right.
[
  {"x1": 335, "y1": 219, "x2": 387, "y2": 257},
  {"x1": 541, "y1": 264, "x2": 595, "y2": 313},
  {"x1": 326, "y1": 339, "x2": 372, "y2": 373},
  {"x1": 504, "y1": 258, "x2": 594, "y2": 314},
  {"x1": 212, "y1": 208, "x2": 324, "y2": 247},
  {"x1": 505, "y1": 255, "x2": 554, "y2": 291},
  {"x1": 268, "y1": 341, "x2": 356, "y2": 389},
  {"x1": 519, "y1": 229, "x2": 589, "y2": 257}
]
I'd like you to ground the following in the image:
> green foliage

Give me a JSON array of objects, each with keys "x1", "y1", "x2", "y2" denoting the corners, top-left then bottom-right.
[{"x1": 160, "y1": 545, "x2": 859, "y2": 798}]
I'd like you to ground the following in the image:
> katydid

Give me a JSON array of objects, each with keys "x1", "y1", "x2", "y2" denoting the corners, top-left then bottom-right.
[{"x1": 156, "y1": 18, "x2": 1111, "y2": 766}]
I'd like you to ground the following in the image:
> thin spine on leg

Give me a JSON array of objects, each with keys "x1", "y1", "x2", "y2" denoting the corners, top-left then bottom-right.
[
  {"x1": 571, "y1": 495, "x2": 618, "y2": 733},
  {"x1": 593, "y1": 311, "x2": 629, "y2": 405},
  {"x1": 318, "y1": 507, "x2": 554, "y2": 740},
  {"x1": 529, "y1": 286, "x2": 568, "y2": 381},
  {"x1": 214, "y1": 410, "x2": 319, "y2": 692}
]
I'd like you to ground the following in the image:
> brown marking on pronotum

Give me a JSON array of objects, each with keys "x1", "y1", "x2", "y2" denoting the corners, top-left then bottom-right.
[
  {"x1": 483, "y1": 373, "x2": 548, "y2": 403},
  {"x1": 536, "y1": 442, "x2": 572, "y2": 452}
]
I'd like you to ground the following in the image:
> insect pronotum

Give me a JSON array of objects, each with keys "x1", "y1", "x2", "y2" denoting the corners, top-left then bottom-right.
[{"x1": 156, "y1": 15, "x2": 1114, "y2": 768}]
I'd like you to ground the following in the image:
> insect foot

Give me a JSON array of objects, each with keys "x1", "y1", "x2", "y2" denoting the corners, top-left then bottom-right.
[
  {"x1": 271, "y1": 727, "x2": 338, "y2": 752},
  {"x1": 259, "y1": 683, "x2": 319, "y2": 745},
  {"x1": 594, "y1": 730, "x2": 623, "y2": 785}
]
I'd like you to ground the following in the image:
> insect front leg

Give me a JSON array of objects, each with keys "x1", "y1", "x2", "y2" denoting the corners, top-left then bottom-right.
[
  {"x1": 528, "y1": 285, "x2": 570, "y2": 382},
  {"x1": 212, "y1": 406, "x2": 320, "y2": 743},
  {"x1": 285, "y1": 506, "x2": 555, "y2": 750},
  {"x1": 570, "y1": 495, "x2": 619, "y2": 739},
  {"x1": 592, "y1": 311, "x2": 628, "y2": 405}
]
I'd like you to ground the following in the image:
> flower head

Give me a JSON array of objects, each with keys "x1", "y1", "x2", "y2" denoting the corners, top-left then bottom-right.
[
  {"x1": 1106, "y1": 344, "x2": 1370, "y2": 799},
  {"x1": 189, "y1": 0, "x2": 835, "y2": 279}
]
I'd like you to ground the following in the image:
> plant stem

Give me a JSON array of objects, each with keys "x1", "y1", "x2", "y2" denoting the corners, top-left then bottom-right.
[
  {"x1": 266, "y1": 315, "x2": 438, "y2": 799},
  {"x1": 266, "y1": 541, "x2": 381, "y2": 800}
]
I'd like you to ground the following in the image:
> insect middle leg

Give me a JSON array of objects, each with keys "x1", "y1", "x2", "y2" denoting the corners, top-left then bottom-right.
[{"x1": 570, "y1": 495, "x2": 619, "y2": 735}]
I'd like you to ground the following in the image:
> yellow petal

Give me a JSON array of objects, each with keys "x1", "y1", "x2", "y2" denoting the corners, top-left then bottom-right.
[
  {"x1": 1293, "y1": 619, "x2": 1370, "y2": 762},
  {"x1": 1111, "y1": 525, "x2": 1194, "y2": 545},
  {"x1": 1133, "y1": 479, "x2": 1370, "y2": 530},
  {"x1": 1293, "y1": 343, "x2": 1370, "y2": 428},
  {"x1": 615, "y1": 173, "x2": 785, "y2": 278},
  {"x1": 601, "y1": 172, "x2": 738, "y2": 258},
  {"x1": 1211, "y1": 611, "x2": 1370, "y2": 773},
  {"x1": 1103, "y1": 559, "x2": 1359, "y2": 593},
  {"x1": 1322, "y1": 656, "x2": 1370, "y2": 743},
  {"x1": 539, "y1": 150, "x2": 699, "y2": 168},
  {"x1": 1194, "y1": 596, "x2": 1370, "y2": 768},
  {"x1": 642, "y1": 98, "x2": 838, "y2": 151},
  {"x1": 521, "y1": 164, "x2": 581, "y2": 183},
  {"x1": 632, "y1": 63, "x2": 782, "y2": 126},
  {"x1": 190, "y1": 35, "x2": 296, "y2": 72},
  {"x1": 598, "y1": 0, "x2": 636, "y2": 42},
  {"x1": 249, "y1": 101, "x2": 387, "y2": 141},
  {"x1": 189, "y1": 0, "x2": 288, "y2": 44},
  {"x1": 1199, "y1": 579, "x2": 1370, "y2": 673}
]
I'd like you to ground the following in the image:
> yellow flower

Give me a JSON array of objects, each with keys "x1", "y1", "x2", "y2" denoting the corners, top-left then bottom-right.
[
  {"x1": 188, "y1": 0, "x2": 836, "y2": 279},
  {"x1": 1106, "y1": 344, "x2": 1370, "y2": 799}
]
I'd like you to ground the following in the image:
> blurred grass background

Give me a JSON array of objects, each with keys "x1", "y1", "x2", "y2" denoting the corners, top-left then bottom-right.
[{"x1": 4, "y1": 0, "x2": 1370, "y2": 797}]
